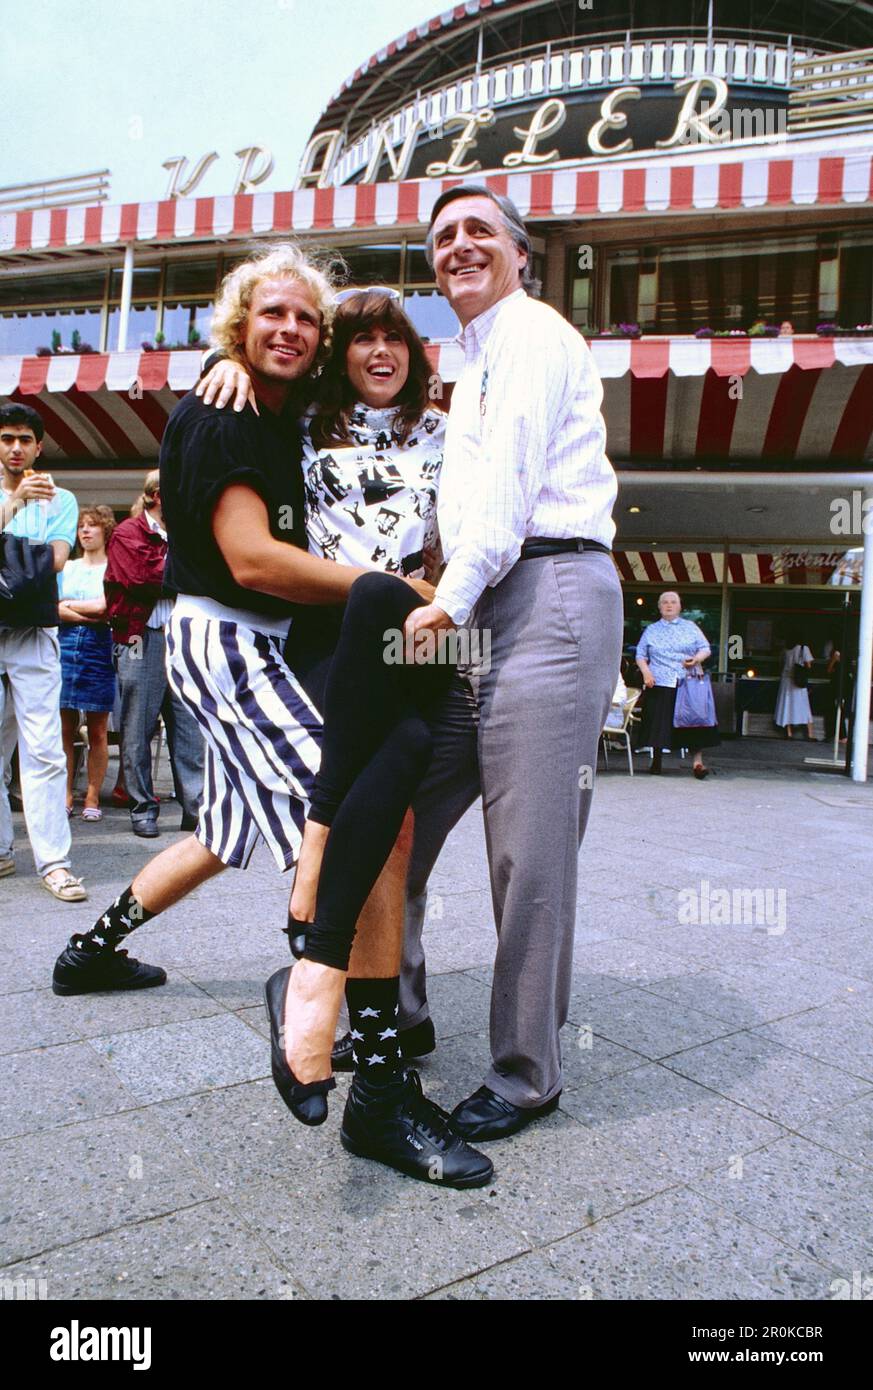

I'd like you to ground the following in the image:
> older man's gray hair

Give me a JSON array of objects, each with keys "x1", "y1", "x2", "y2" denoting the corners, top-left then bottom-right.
[{"x1": 425, "y1": 183, "x2": 541, "y2": 297}]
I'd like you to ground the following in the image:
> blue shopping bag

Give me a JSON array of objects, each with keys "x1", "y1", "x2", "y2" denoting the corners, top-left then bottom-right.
[{"x1": 673, "y1": 670, "x2": 717, "y2": 729}]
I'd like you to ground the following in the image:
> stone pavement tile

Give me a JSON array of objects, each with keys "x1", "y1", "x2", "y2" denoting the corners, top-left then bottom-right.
[
  {"x1": 575, "y1": 988, "x2": 738, "y2": 1062},
  {"x1": 149, "y1": 914, "x2": 288, "y2": 970},
  {"x1": 775, "y1": 929, "x2": 873, "y2": 984},
  {"x1": 634, "y1": 972, "x2": 778, "y2": 1030},
  {"x1": 152, "y1": 1076, "x2": 351, "y2": 1196},
  {"x1": 564, "y1": 970, "x2": 639, "y2": 1016},
  {"x1": 234, "y1": 1005, "x2": 271, "y2": 1041},
  {"x1": 752, "y1": 1002, "x2": 873, "y2": 1084},
  {"x1": 453, "y1": 1109, "x2": 675, "y2": 1246},
  {"x1": 663, "y1": 1031, "x2": 871, "y2": 1128},
  {"x1": 1, "y1": 1044, "x2": 138, "y2": 1141},
  {"x1": 0, "y1": 929, "x2": 83, "y2": 995},
  {"x1": 422, "y1": 970, "x2": 490, "y2": 1039},
  {"x1": 418, "y1": 920, "x2": 498, "y2": 975},
  {"x1": 689, "y1": 1135, "x2": 873, "y2": 1275},
  {"x1": 0, "y1": 1199, "x2": 303, "y2": 1300},
  {"x1": 577, "y1": 864, "x2": 684, "y2": 897},
  {"x1": 561, "y1": 1029, "x2": 649, "y2": 1092},
  {"x1": 575, "y1": 898, "x2": 685, "y2": 941},
  {"x1": 795, "y1": 1091, "x2": 873, "y2": 1171},
  {"x1": 88, "y1": 1013, "x2": 269, "y2": 1105},
  {"x1": 565, "y1": 938, "x2": 709, "y2": 987},
  {"x1": 172, "y1": 954, "x2": 289, "y2": 1012},
  {"x1": 560, "y1": 1062, "x2": 786, "y2": 1184},
  {"x1": 230, "y1": 1166, "x2": 529, "y2": 1301},
  {"x1": 426, "y1": 1186, "x2": 830, "y2": 1300},
  {"x1": 626, "y1": 924, "x2": 822, "y2": 973},
  {"x1": 0, "y1": 1110, "x2": 211, "y2": 1265},
  {"x1": 707, "y1": 956, "x2": 867, "y2": 1015},
  {"x1": 600, "y1": 884, "x2": 685, "y2": 923},
  {"x1": 0, "y1": 982, "x2": 225, "y2": 1057}
]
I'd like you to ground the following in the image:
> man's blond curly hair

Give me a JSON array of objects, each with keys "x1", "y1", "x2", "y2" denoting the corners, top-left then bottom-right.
[{"x1": 209, "y1": 243, "x2": 340, "y2": 369}]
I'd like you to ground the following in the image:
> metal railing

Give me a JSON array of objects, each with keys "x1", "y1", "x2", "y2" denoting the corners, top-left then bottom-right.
[
  {"x1": 0, "y1": 171, "x2": 110, "y2": 213},
  {"x1": 335, "y1": 36, "x2": 811, "y2": 186}
]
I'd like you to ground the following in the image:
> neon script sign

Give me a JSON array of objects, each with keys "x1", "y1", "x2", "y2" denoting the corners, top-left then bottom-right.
[{"x1": 297, "y1": 77, "x2": 738, "y2": 188}]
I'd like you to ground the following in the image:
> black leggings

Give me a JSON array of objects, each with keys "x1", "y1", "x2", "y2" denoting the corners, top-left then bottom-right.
[{"x1": 295, "y1": 572, "x2": 453, "y2": 972}]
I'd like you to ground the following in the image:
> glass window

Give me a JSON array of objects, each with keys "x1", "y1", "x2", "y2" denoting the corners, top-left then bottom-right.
[
  {"x1": 405, "y1": 244, "x2": 432, "y2": 284},
  {"x1": 341, "y1": 244, "x2": 402, "y2": 285},
  {"x1": 402, "y1": 291, "x2": 459, "y2": 340},
  {"x1": 164, "y1": 260, "x2": 218, "y2": 298},
  {"x1": 622, "y1": 587, "x2": 722, "y2": 676},
  {"x1": 609, "y1": 261, "x2": 639, "y2": 328},
  {"x1": 567, "y1": 246, "x2": 594, "y2": 330},
  {"x1": 839, "y1": 245, "x2": 873, "y2": 327},
  {"x1": 0, "y1": 271, "x2": 106, "y2": 308},
  {"x1": 655, "y1": 244, "x2": 818, "y2": 333},
  {"x1": 0, "y1": 307, "x2": 102, "y2": 355},
  {"x1": 161, "y1": 302, "x2": 214, "y2": 348},
  {"x1": 109, "y1": 266, "x2": 161, "y2": 301},
  {"x1": 107, "y1": 303, "x2": 157, "y2": 349}
]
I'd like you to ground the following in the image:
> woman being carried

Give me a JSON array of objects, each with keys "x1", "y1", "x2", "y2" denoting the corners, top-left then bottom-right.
[{"x1": 201, "y1": 291, "x2": 455, "y2": 1131}]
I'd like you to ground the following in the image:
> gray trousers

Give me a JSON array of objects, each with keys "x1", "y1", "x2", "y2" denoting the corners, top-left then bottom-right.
[
  {"x1": 115, "y1": 626, "x2": 205, "y2": 827},
  {"x1": 401, "y1": 549, "x2": 623, "y2": 1108}
]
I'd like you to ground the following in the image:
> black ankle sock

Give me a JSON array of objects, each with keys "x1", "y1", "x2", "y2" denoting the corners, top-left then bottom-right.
[
  {"x1": 346, "y1": 977, "x2": 403, "y2": 1084},
  {"x1": 74, "y1": 885, "x2": 155, "y2": 953}
]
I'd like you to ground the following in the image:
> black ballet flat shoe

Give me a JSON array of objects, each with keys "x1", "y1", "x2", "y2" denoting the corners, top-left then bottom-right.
[
  {"x1": 264, "y1": 967, "x2": 335, "y2": 1127},
  {"x1": 282, "y1": 918, "x2": 308, "y2": 961}
]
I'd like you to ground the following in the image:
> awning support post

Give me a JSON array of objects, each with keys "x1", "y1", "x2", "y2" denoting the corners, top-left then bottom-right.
[
  {"x1": 116, "y1": 243, "x2": 134, "y2": 352},
  {"x1": 850, "y1": 490, "x2": 873, "y2": 782}
]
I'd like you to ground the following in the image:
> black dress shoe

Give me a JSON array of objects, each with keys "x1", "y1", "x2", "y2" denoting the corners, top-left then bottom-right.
[
  {"x1": 331, "y1": 1015, "x2": 437, "y2": 1072},
  {"x1": 131, "y1": 821, "x2": 159, "y2": 839},
  {"x1": 179, "y1": 814, "x2": 199, "y2": 832},
  {"x1": 52, "y1": 941, "x2": 167, "y2": 996},
  {"x1": 264, "y1": 967, "x2": 335, "y2": 1127},
  {"x1": 341, "y1": 1068, "x2": 493, "y2": 1189},
  {"x1": 450, "y1": 1085, "x2": 561, "y2": 1141}
]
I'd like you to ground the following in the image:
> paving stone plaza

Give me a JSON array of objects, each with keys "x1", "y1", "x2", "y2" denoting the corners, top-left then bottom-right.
[{"x1": 1, "y1": 748, "x2": 871, "y2": 1302}]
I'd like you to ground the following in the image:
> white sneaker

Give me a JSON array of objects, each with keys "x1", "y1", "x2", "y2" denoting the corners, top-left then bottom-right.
[{"x1": 0, "y1": 857, "x2": 15, "y2": 878}]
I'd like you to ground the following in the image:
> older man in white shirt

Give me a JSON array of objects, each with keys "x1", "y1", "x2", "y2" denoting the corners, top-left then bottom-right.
[{"x1": 399, "y1": 184, "x2": 623, "y2": 1140}]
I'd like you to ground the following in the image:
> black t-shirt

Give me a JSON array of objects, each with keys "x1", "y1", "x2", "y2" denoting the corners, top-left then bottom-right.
[{"x1": 160, "y1": 391, "x2": 307, "y2": 618}]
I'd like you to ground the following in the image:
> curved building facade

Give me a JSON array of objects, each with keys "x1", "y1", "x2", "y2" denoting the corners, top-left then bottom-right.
[{"x1": 1, "y1": 0, "x2": 872, "y2": 758}]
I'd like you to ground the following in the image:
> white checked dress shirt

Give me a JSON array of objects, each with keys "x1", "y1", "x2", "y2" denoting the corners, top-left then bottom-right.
[{"x1": 433, "y1": 289, "x2": 618, "y2": 625}]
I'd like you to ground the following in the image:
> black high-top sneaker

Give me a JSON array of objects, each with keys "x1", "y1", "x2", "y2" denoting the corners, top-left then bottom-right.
[
  {"x1": 340, "y1": 1068, "x2": 494, "y2": 1189},
  {"x1": 52, "y1": 939, "x2": 167, "y2": 996}
]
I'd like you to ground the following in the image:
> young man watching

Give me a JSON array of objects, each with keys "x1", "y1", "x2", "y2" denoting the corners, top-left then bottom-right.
[
  {"x1": 105, "y1": 468, "x2": 204, "y2": 838},
  {"x1": 52, "y1": 243, "x2": 491, "y2": 1189},
  {"x1": 0, "y1": 403, "x2": 88, "y2": 900}
]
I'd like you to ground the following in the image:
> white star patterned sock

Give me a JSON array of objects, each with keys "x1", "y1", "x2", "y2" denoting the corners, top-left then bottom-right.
[{"x1": 346, "y1": 977, "x2": 404, "y2": 1083}]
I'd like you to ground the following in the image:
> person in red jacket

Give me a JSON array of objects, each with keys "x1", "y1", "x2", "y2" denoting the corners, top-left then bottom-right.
[{"x1": 105, "y1": 471, "x2": 204, "y2": 837}]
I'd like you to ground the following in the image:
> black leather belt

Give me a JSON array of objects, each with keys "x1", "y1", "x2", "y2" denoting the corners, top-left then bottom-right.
[{"x1": 519, "y1": 537, "x2": 612, "y2": 560}]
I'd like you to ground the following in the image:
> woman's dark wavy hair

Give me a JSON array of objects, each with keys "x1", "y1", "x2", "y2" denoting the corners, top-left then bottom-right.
[{"x1": 310, "y1": 290, "x2": 433, "y2": 448}]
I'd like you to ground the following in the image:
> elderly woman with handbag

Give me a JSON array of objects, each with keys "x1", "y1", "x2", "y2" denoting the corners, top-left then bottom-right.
[{"x1": 635, "y1": 591, "x2": 720, "y2": 779}]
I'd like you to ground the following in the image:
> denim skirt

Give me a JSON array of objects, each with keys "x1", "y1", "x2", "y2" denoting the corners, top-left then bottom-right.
[{"x1": 58, "y1": 622, "x2": 116, "y2": 712}]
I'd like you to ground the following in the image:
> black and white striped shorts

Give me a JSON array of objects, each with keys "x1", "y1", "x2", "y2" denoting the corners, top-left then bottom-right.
[{"x1": 166, "y1": 605, "x2": 323, "y2": 871}]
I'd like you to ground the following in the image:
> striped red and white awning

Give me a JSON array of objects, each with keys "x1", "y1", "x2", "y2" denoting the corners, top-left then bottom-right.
[
  {"x1": 2, "y1": 337, "x2": 872, "y2": 462},
  {"x1": 615, "y1": 549, "x2": 860, "y2": 585},
  {"x1": 427, "y1": 334, "x2": 873, "y2": 383},
  {"x1": 3, "y1": 134, "x2": 872, "y2": 255}
]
